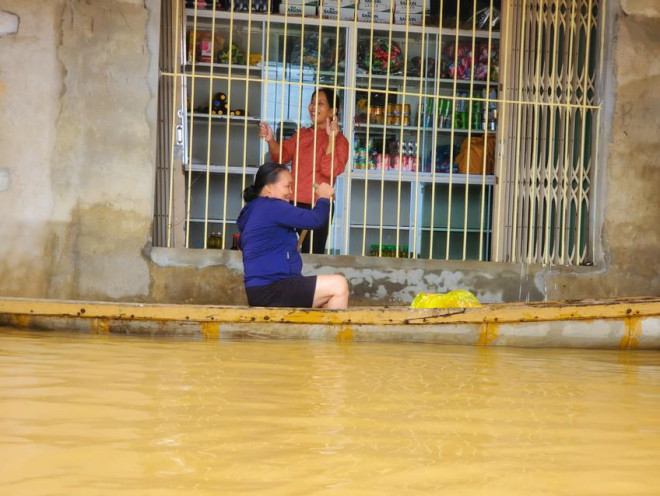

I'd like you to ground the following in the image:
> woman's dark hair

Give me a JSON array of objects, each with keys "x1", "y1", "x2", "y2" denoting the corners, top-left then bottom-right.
[
  {"x1": 312, "y1": 87, "x2": 341, "y2": 111},
  {"x1": 243, "y1": 162, "x2": 289, "y2": 202}
]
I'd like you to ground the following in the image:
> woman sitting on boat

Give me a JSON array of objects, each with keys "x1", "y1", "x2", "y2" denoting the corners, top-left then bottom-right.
[{"x1": 237, "y1": 162, "x2": 349, "y2": 309}]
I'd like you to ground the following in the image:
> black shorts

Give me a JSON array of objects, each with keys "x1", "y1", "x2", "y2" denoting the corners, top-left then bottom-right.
[{"x1": 245, "y1": 276, "x2": 318, "y2": 308}]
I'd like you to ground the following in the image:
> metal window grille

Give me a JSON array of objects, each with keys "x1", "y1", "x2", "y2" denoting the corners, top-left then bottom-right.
[{"x1": 154, "y1": 0, "x2": 605, "y2": 265}]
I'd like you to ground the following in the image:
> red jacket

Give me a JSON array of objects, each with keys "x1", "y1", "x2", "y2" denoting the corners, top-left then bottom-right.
[{"x1": 269, "y1": 126, "x2": 349, "y2": 204}]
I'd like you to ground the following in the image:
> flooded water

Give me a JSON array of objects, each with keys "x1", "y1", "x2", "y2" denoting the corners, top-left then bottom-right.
[{"x1": 1, "y1": 328, "x2": 660, "y2": 495}]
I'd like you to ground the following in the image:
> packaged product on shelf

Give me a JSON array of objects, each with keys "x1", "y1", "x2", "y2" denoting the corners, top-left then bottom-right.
[
  {"x1": 357, "y1": 39, "x2": 404, "y2": 74},
  {"x1": 466, "y1": 6, "x2": 501, "y2": 30},
  {"x1": 407, "y1": 56, "x2": 435, "y2": 77},
  {"x1": 356, "y1": 8, "x2": 392, "y2": 23},
  {"x1": 433, "y1": 144, "x2": 460, "y2": 174},
  {"x1": 321, "y1": 5, "x2": 357, "y2": 20},
  {"x1": 207, "y1": 232, "x2": 223, "y2": 249},
  {"x1": 393, "y1": 0, "x2": 428, "y2": 13},
  {"x1": 217, "y1": 43, "x2": 247, "y2": 65},
  {"x1": 393, "y1": 12, "x2": 424, "y2": 25},
  {"x1": 248, "y1": 54, "x2": 262, "y2": 66},
  {"x1": 277, "y1": 3, "x2": 317, "y2": 16},
  {"x1": 359, "y1": 0, "x2": 393, "y2": 11},
  {"x1": 290, "y1": 33, "x2": 345, "y2": 70},
  {"x1": 456, "y1": 135, "x2": 496, "y2": 175},
  {"x1": 187, "y1": 31, "x2": 225, "y2": 63},
  {"x1": 186, "y1": 0, "x2": 214, "y2": 10},
  {"x1": 369, "y1": 105, "x2": 384, "y2": 124},
  {"x1": 232, "y1": 0, "x2": 271, "y2": 12},
  {"x1": 441, "y1": 41, "x2": 499, "y2": 82},
  {"x1": 322, "y1": 0, "x2": 357, "y2": 8}
]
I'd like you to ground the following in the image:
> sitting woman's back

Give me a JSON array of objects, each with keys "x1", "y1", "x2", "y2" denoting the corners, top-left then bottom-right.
[{"x1": 237, "y1": 162, "x2": 348, "y2": 309}]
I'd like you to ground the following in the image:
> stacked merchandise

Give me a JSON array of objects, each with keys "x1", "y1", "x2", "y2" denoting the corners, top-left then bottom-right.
[
  {"x1": 353, "y1": 135, "x2": 418, "y2": 172},
  {"x1": 232, "y1": 0, "x2": 275, "y2": 12},
  {"x1": 393, "y1": 0, "x2": 429, "y2": 26},
  {"x1": 278, "y1": 0, "x2": 318, "y2": 16},
  {"x1": 186, "y1": 0, "x2": 274, "y2": 12},
  {"x1": 356, "y1": 0, "x2": 392, "y2": 24},
  {"x1": 320, "y1": 0, "x2": 358, "y2": 20},
  {"x1": 440, "y1": 41, "x2": 499, "y2": 82}
]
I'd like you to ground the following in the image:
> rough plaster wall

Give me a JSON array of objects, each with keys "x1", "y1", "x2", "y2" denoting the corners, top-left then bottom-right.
[
  {"x1": 0, "y1": 0, "x2": 160, "y2": 301},
  {"x1": 0, "y1": 3, "x2": 60, "y2": 297},
  {"x1": 547, "y1": 1, "x2": 660, "y2": 299}
]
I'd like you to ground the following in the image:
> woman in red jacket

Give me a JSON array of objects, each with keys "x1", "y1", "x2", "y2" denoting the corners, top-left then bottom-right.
[{"x1": 259, "y1": 87, "x2": 349, "y2": 254}]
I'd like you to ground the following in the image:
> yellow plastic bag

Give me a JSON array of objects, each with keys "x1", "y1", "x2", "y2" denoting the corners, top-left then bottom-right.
[{"x1": 410, "y1": 290, "x2": 481, "y2": 309}]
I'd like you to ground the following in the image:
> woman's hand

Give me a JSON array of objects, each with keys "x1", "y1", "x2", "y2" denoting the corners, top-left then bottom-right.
[
  {"x1": 259, "y1": 121, "x2": 274, "y2": 142},
  {"x1": 325, "y1": 113, "x2": 340, "y2": 140},
  {"x1": 314, "y1": 182, "x2": 335, "y2": 199}
]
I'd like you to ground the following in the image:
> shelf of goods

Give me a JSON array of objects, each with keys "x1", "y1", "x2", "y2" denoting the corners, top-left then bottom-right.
[{"x1": 180, "y1": 6, "x2": 499, "y2": 256}]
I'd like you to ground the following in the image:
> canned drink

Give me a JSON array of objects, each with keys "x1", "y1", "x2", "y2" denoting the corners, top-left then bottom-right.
[{"x1": 386, "y1": 103, "x2": 396, "y2": 123}]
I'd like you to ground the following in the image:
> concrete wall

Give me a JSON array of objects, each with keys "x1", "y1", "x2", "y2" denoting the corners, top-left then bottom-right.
[
  {"x1": 546, "y1": 0, "x2": 660, "y2": 300},
  {"x1": 0, "y1": 0, "x2": 657, "y2": 306}
]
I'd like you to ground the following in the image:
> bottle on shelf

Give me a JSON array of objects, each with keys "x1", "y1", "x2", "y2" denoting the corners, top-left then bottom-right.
[
  {"x1": 231, "y1": 233, "x2": 241, "y2": 250},
  {"x1": 207, "y1": 232, "x2": 222, "y2": 249},
  {"x1": 487, "y1": 89, "x2": 498, "y2": 131}
]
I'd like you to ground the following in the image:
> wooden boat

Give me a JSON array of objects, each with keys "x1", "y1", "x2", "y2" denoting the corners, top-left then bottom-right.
[{"x1": 1, "y1": 296, "x2": 659, "y2": 349}]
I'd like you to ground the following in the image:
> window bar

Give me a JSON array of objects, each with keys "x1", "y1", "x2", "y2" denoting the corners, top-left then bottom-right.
[
  {"x1": 359, "y1": 3, "x2": 379, "y2": 257},
  {"x1": 461, "y1": 0, "x2": 480, "y2": 261},
  {"x1": 542, "y1": 0, "x2": 563, "y2": 264},
  {"x1": 394, "y1": 2, "x2": 415, "y2": 258},
  {"x1": 220, "y1": 5, "x2": 239, "y2": 250},
  {"x1": 526, "y1": 0, "x2": 546, "y2": 263},
  {"x1": 292, "y1": 5, "x2": 308, "y2": 214},
  {"x1": 574, "y1": 0, "x2": 595, "y2": 264},
  {"x1": 523, "y1": 4, "x2": 539, "y2": 261},
  {"x1": 477, "y1": 0, "x2": 496, "y2": 261},
  {"x1": 240, "y1": 3, "x2": 256, "y2": 197},
  {"x1": 308, "y1": 8, "x2": 327, "y2": 254},
  {"x1": 202, "y1": 0, "x2": 220, "y2": 250},
  {"x1": 166, "y1": 0, "x2": 183, "y2": 248},
  {"x1": 410, "y1": 5, "x2": 431, "y2": 260},
  {"x1": 185, "y1": 3, "x2": 201, "y2": 249},
  {"x1": 559, "y1": 0, "x2": 578, "y2": 265},
  {"x1": 492, "y1": 0, "x2": 513, "y2": 263},
  {"x1": 326, "y1": 9, "x2": 344, "y2": 255},
  {"x1": 427, "y1": 0, "x2": 446, "y2": 260},
  {"x1": 343, "y1": 11, "x2": 359, "y2": 256},
  {"x1": 377, "y1": 2, "x2": 397, "y2": 258},
  {"x1": 444, "y1": 0, "x2": 463, "y2": 260},
  {"x1": 276, "y1": 1, "x2": 291, "y2": 185},
  {"x1": 261, "y1": 0, "x2": 273, "y2": 163},
  {"x1": 511, "y1": 0, "x2": 529, "y2": 263}
]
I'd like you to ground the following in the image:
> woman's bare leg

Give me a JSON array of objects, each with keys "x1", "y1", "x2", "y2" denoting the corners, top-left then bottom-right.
[{"x1": 312, "y1": 274, "x2": 349, "y2": 309}]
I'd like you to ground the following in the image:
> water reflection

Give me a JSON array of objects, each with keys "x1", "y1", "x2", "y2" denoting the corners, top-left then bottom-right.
[{"x1": 1, "y1": 328, "x2": 660, "y2": 495}]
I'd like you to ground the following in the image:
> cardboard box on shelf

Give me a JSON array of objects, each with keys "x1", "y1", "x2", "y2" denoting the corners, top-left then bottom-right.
[
  {"x1": 283, "y1": 0, "x2": 319, "y2": 5},
  {"x1": 322, "y1": 0, "x2": 357, "y2": 8},
  {"x1": 393, "y1": 0, "x2": 429, "y2": 14},
  {"x1": 393, "y1": 12, "x2": 424, "y2": 25},
  {"x1": 358, "y1": 0, "x2": 394, "y2": 12},
  {"x1": 321, "y1": 5, "x2": 358, "y2": 20},
  {"x1": 278, "y1": 3, "x2": 317, "y2": 15},
  {"x1": 356, "y1": 8, "x2": 392, "y2": 23}
]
